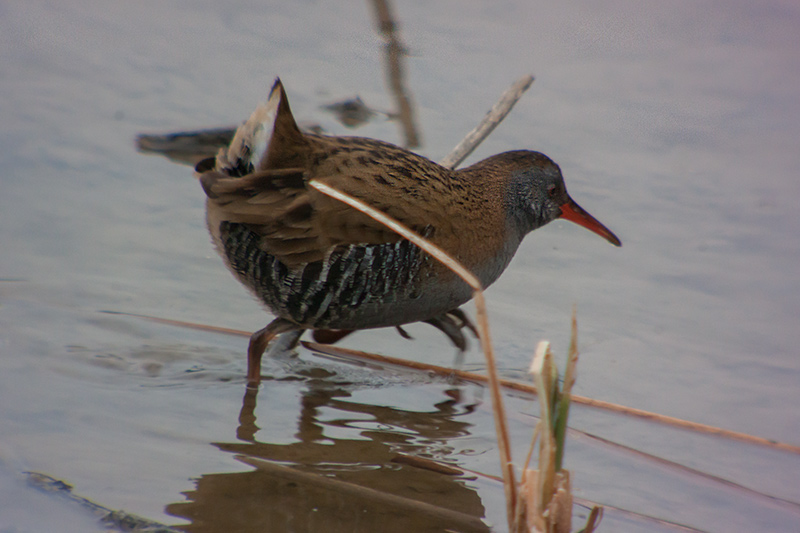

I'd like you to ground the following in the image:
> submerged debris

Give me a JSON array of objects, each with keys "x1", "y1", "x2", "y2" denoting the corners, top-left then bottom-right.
[
  {"x1": 136, "y1": 127, "x2": 235, "y2": 166},
  {"x1": 321, "y1": 96, "x2": 380, "y2": 128},
  {"x1": 26, "y1": 472, "x2": 181, "y2": 533}
]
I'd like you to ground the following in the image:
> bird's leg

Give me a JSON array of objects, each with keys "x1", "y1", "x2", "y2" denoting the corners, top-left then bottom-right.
[
  {"x1": 310, "y1": 308, "x2": 478, "y2": 354},
  {"x1": 315, "y1": 326, "x2": 414, "y2": 344},
  {"x1": 424, "y1": 315, "x2": 466, "y2": 351},
  {"x1": 423, "y1": 308, "x2": 479, "y2": 351},
  {"x1": 247, "y1": 318, "x2": 301, "y2": 386}
]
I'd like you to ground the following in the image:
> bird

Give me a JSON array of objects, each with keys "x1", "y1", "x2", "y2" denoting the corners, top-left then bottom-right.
[{"x1": 195, "y1": 78, "x2": 621, "y2": 385}]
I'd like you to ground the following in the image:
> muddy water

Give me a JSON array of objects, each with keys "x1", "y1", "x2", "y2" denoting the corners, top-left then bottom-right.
[{"x1": 2, "y1": 1, "x2": 799, "y2": 531}]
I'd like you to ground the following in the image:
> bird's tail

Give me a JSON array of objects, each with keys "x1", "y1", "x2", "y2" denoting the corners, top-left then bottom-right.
[{"x1": 211, "y1": 79, "x2": 283, "y2": 177}]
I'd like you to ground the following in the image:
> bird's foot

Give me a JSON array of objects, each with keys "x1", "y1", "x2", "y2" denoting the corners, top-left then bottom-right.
[{"x1": 423, "y1": 308, "x2": 479, "y2": 352}]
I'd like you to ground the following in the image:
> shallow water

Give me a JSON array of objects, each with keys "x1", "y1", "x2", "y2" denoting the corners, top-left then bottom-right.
[{"x1": 2, "y1": 1, "x2": 799, "y2": 531}]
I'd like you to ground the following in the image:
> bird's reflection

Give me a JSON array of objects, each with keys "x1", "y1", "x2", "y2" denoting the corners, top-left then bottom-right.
[{"x1": 166, "y1": 370, "x2": 490, "y2": 532}]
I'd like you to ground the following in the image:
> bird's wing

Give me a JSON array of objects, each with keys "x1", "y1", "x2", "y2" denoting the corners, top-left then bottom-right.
[{"x1": 197, "y1": 79, "x2": 447, "y2": 268}]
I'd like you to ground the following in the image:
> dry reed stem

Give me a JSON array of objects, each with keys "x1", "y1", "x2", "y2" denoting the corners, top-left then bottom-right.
[
  {"x1": 115, "y1": 310, "x2": 800, "y2": 519},
  {"x1": 308, "y1": 179, "x2": 519, "y2": 531},
  {"x1": 108, "y1": 310, "x2": 800, "y2": 456},
  {"x1": 581, "y1": 506, "x2": 603, "y2": 533},
  {"x1": 523, "y1": 423, "x2": 542, "y2": 473},
  {"x1": 474, "y1": 291, "x2": 520, "y2": 528},
  {"x1": 440, "y1": 75, "x2": 534, "y2": 169},
  {"x1": 295, "y1": 342, "x2": 800, "y2": 457},
  {"x1": 525, "y1": 341, "x2": 564, "y2": 532},
  {"x1": 309, "y1": 339, "x2": 800, "y2": 513},
  {"x1": 525, "y1": 325, "x2": 601, "y2": 532},
  {"x1": 547, "y1": 471, "x2": 573, "y2": 533},
  {"x1": 530, "y1": 342, "x2": 556, "y2": 515},
  {"x1": 370, "y1": 0, "x2": 420, "y2": 148}
]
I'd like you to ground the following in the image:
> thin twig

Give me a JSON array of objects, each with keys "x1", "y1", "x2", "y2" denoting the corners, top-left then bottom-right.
[
  {"x1": 440, "y1": 75, "x2": 534, "y2": 169},
  {"x1": 370, "y1": 0, "x2": 420, "y2": 148},
  {"x1": 301, "y1": 341, "x2": 800, "y2": 456},
  {"x1": 577, "y1": 431, "x2": 800, "y2": 512},
  {"x1": 105, "y1": 310, "x2": 800, "y2": 456},
  {"x1": 474, "y1": 291, "x2": 519, "y2": 527}
]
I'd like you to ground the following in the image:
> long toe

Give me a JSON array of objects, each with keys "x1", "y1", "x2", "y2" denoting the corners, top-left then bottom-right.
[{"x1": 423, "y1": 308, "x2": 480, "y2": 351}]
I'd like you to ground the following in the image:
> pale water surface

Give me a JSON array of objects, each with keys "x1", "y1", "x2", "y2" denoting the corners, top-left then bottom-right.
[{"x1": 1, "y1": 1, "x2": 799, "y2": 531}]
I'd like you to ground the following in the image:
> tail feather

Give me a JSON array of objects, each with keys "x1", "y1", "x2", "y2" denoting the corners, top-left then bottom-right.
[{"x1": 216, "y1": 82, "x2": 282, "y2": 176}]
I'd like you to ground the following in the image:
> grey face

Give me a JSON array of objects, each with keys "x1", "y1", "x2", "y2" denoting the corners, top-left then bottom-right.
[
  {"x1": 506, "y1": 159, "x2": 569, "y2": 235},
  {"x1": 504, "y1": 153, "x2": 621, "y2": 247}
]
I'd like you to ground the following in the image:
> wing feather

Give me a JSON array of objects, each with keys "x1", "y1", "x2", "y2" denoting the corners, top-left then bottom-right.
[{"x1": 198, "y1": 79, "x2": 450, "y2": 269}]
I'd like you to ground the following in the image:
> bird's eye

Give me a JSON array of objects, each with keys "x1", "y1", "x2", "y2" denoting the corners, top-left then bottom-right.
[{"x1": 547, "y1": 185, "x2": 558, "y2": 198}]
